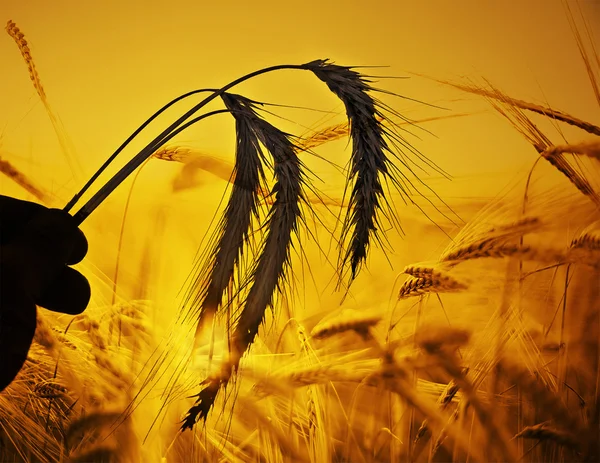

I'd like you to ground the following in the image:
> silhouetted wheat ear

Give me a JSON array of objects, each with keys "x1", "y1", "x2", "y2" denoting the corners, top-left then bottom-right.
[
  {"x1": 303, "y1": 60, "x2": 398, "y2": 282},
  {"x1": 184, "y1": 94, "x2": 269, "y2": 335},
  {"x1": 182, "y1": 94, "x2": 305, "y2": 430}
]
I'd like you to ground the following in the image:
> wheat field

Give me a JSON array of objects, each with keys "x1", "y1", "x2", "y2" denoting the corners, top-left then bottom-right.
[{"x1": 1, "y1": 2, "x2": 600, "y2": 462}]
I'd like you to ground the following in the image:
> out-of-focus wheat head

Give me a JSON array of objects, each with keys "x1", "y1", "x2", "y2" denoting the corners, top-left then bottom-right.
[
  {"x1": 5, "y1": 20, "x2": 46, "y2": 100},
  {"x1": 5, "y1": 20, "x2": 81, "y2": 179}
]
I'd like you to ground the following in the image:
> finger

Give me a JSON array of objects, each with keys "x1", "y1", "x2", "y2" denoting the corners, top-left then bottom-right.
[
  {"x1": 0, "y1": 195, "x2": 46, "y2": 245},
  {"x1": 42, "y1": 208, "x2": 88, "y2": 264},
  {"x1": 0, "y1": 201, "x2": 87, "y2": 263},
  {"x1": 6, "y1": 209, "x2": 88, "y2": 296},
  {"x1": 36, "y1": 266, "x2": 91, "y2": 315},
  {"x1": 0, "y1": 296, "x2": 37, "y2": 392},
  {"x1": 64, "y1": 225, "x2": 88, "y2": 265},
  {"x1": 24, "y1": 208, "x2": 86, "y2": 263}
]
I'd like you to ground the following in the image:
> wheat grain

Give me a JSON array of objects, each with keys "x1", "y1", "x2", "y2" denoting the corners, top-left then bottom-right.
[
  {"x1": 484, "y1": 87, "x2": 600, "y2": 207},
  {"x1": 185, "y1": 93, "x2": 268, "y2": 338},
  {"x1": 542, "y1": 152, "x2": 600, "y2": 207},
  {"x1": 253, "y1": 364, "x2": 372, "y2": 396},
  {"x1": 70, "y1": 313, "x2": 107, "y2": 350},
  {"x1": 299, "y1": 121, "x2": 350, "y2": 151},
  {"x1": 440, "y1": 217, "x2": 541, "y2": 262},
  {"x1": 440, "y1": 75, "x2": 600, "y2": 208},
  {"x1": 32, "y1": 380, "x2": 68, "y2": 399},
  {"x1": 431, "y1": 407, "x2": 463, "y2": 458},
  {"x1": 152, "y1": 146, "x2": 196, "y2": 162},
  {"x1": 443, "y1": 240, "x2": 521, "y2": 263},
  {"x1": 50, "y1": 327, "x2": 77, "y2": 350},
  {"x1": 402, "y1": 264, "x2": 438, "y2": 278},
  {"x1": 398, "y1": 274, "x2": 467, "y2": 299}
]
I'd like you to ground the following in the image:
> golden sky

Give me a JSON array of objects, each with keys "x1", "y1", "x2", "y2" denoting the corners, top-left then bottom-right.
[
  {"x1": 2, "y1": 0, "x2": 598, "y2": 177},
  {"x1": 1, "y1": 0, "x2": 599, "y2": 311}
]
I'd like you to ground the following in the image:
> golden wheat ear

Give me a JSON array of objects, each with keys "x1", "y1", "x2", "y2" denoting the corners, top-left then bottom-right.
[
  {"x1": 5, "y1": 20, "x2": 83, "y2": 180},
  {"x1": 409, "y1": 71, "x2": 600, "y2": 137},
  {"x1": 0, "y1": 156, "x2": 51, "y2": 203}
]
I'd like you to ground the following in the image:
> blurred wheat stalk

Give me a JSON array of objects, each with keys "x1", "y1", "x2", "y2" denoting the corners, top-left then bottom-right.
[{"x1": 2, "y1": 1, "x2": 600, "y2": 461}]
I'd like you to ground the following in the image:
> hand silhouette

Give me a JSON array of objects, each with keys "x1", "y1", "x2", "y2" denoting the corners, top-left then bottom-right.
[{"x1": 0, "y1": 195, "x2": 90, "y2": 391}]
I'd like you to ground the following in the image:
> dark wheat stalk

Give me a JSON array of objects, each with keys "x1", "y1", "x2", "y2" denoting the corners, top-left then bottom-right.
[
  {"x1": 303, "y1": 60, "x2": 411, "y2": 283},
  {"x1": 185, "y1": 94, "x2": 269, "y2": 338},
  {"x1": 182, "y1": 95, "x2": 305, "y2": 429}
]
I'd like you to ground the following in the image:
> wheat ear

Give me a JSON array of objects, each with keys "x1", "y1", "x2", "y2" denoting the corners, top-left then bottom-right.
[
  {"x1": 5, "y1": 21, "x2": 46, "y2": 100},
  {"x1": 412, "y1": 72, "x2": 600, "y2": 136},
  {"x1": 398, "y1": 273, "x2": 467, "y2": 299},
  {"x1": 184, "y1": 93, "x2": 268, "y2": 337},
  {"x1": 513, "y1": 422, "x2": 580, "y2": 451},
  {"x1": 182, "y1": 94, "x2": 305, "y2": 429},
  {"x1": 304, "y1": 60, "x2": 431, "y2": 283},
  {"x1": 0, "y1": 156, "x2": 51, "y2": 203},
  {"x1": 540, "y1": 140, "x2": 600, "y2": 162},
  {"x1": 5, "y1": 20, "x2": 82, "y2": 178}
]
